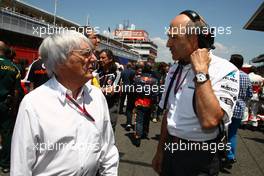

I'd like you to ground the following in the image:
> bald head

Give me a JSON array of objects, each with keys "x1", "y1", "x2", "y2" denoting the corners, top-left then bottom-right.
[
  {"x1": 169, "y1": 13, "x2": 205, "y2": 38},
  {"x1": 171, "y1": 14, "x2": 190, "y2": 29},
  {"x1": 0, "y1": 41, "x2": 8, "y2": 56},
  {"x1": 0, "y1": 41, "x2": 6, "y2": 48}
]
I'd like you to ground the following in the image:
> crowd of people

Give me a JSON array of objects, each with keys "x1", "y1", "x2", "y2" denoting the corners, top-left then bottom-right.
[{"x1": 0, "y1": 9, "x2": 263, "y2": 176}]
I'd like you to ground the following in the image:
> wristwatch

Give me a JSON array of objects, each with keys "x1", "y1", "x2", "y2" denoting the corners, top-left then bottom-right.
[{"x1": 194, "y1": 72, "x2": 209, "y2": 83}]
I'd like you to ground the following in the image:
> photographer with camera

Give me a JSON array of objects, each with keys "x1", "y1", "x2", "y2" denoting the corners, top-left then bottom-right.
[{"x1": 152, "y1": 10, "x2": 239, "y2": 176}]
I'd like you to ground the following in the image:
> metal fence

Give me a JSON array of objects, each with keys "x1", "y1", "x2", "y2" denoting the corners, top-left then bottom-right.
[
  {"x1": 0, "y1": 8, "x2": 51, "y2": 38},
  {"x1": 0, "y1": 8, "x2": 140, "y2": 61}
]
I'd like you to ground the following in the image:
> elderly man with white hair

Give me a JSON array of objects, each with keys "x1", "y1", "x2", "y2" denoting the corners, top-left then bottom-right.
[{"x1": 10, "y1": 30, "x2": 119, "y2": 176}]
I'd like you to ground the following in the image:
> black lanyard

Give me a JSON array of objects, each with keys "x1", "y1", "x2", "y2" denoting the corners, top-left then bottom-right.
[
  {"x1": 163, "y1": 63, "x2": 190, "y2": 110},
  {"x1": 174, "y1": 67, "x2": 191, "y2": 95},
  {"x1": 173, "y1": 65, "x2": 183, "y2": 94},
  {"x1": 66, "y1": 93, "x2": 95, "y2": 122}
]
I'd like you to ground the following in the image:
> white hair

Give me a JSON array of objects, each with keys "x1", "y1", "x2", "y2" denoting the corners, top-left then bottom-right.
[{"x1": 39, "y1": 30, "x2": 93, "y2": 77}]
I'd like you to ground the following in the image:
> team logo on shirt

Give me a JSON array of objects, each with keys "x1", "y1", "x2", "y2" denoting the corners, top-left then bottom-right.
[
  {"x1": 223, "y1": 71, "x2": 238, "y2": 83},
  {"x1": 220, "y1": 97, "x2": 234, "y2": 107},
  {"x1": 220, "y1": 85, "x2": 238, "y2": 93},
  {"x1": 226, "y1": 71, "x2": 236, "y2": 78},
  {"x1": 0, "y1": 65, "x2": 16, "y2": 72}
]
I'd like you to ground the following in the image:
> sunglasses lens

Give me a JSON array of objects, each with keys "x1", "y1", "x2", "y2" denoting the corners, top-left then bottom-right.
[{"x1": 81, "y1": 49, "x2": 92, "y2": 57}]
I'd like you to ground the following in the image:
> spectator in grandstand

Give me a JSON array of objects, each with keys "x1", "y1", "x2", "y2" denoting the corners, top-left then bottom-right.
[{"x1": 11, "y1": 31, "x2": 119, "y2": 176}]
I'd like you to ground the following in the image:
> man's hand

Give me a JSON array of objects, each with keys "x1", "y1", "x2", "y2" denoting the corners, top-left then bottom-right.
[
  {"x1": 190, "y1": 48, "x2": 211, "y2": 74},
  {"x1": 152, "y1": 151, "x2": 163, "y2": 175}
]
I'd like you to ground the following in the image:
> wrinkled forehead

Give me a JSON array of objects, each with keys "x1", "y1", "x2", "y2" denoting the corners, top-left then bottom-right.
[{"x1": 89, "y1": 31, "x2": 97, "y2": 37}]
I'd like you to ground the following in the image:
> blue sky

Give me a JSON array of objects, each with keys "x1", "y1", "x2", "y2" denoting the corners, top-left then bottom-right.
[{"x1": 22, "y1": 0, "x2": 263, "y2": 63}]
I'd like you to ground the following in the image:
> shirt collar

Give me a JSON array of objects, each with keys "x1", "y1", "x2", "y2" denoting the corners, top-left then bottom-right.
[
  {"x1": 183, "y1": 64, "x2": 192, "y2": 70},
  {"x1": 176, "y1": 61, "x2": 192, "y2": 70},
  {"x1": 50, "y1": 76, "x2": 85, "y2": 103}
]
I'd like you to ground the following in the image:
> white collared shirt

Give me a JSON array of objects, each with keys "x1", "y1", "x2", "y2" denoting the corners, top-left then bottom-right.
[
  {"x1": 159, "y1": 54, "x2": 239, "y2": 141},
  {"x1": 11, "y1": 77, "x2": 119, "y2": 176}
]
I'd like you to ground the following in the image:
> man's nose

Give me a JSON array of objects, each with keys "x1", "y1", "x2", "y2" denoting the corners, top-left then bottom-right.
[
  {"x1": 166, "y1": 38, "x2": 171, "y2": 48},
  {"x1": 91, "y1": 53, "x2": 97, "y2": 61}
]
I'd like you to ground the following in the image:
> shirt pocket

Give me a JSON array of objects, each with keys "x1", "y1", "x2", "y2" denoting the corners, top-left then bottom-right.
[{"x1": 177, "y1": 83, "x2": 196, "y2": 118}]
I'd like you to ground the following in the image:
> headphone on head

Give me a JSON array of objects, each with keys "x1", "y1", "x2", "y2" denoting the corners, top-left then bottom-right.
[{"x1": 180, "y1": 10, "x2": 215, "y2": 50}]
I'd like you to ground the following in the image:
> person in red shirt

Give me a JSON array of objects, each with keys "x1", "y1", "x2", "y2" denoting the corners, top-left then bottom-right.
[{"x1": 133, "y1": 62, "x2": 158, "y2": 147}]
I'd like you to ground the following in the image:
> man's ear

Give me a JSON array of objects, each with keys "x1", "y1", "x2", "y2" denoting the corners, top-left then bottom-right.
[{"x1": 189, "y1": 34, "x2": 199, "y2": 50}]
